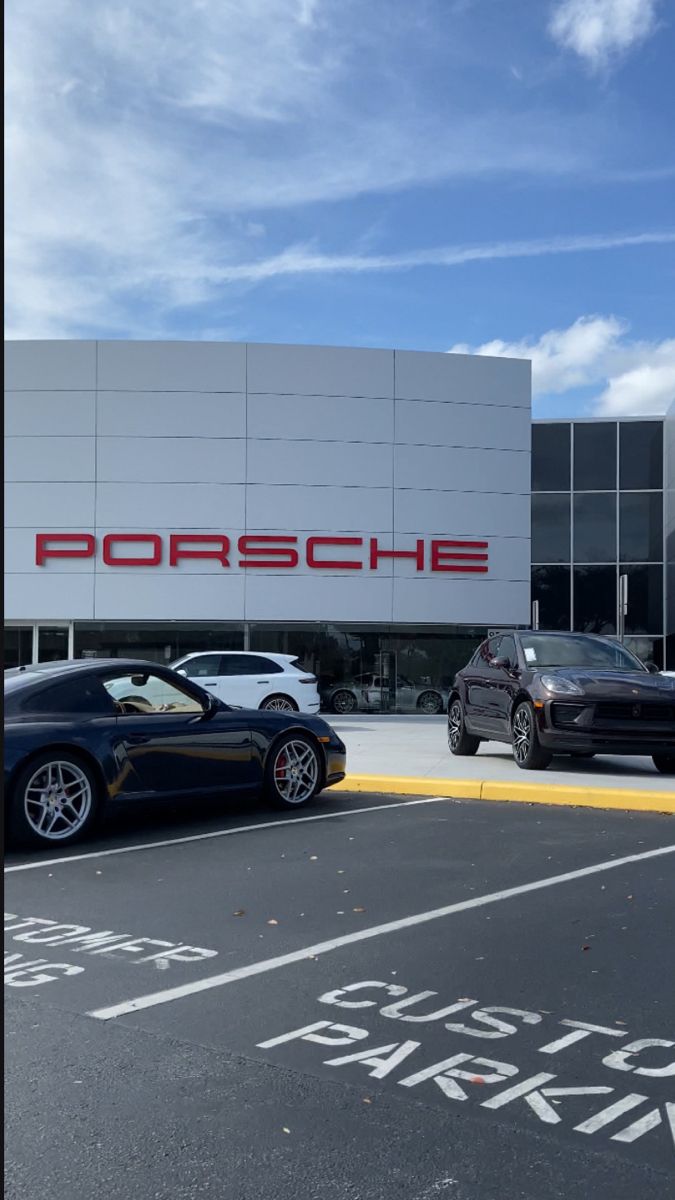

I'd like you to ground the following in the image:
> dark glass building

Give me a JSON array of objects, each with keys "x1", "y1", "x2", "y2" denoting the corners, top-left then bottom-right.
[{"x1": 531, "y1": 412, "x2": 675, "y2": 670}]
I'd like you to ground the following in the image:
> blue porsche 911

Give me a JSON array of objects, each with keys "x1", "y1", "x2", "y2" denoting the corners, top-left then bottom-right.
[{"x1": 4, "y1": 659, "x2": 347, "y2": 848}]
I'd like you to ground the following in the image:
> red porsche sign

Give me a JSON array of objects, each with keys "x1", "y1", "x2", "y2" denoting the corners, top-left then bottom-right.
[{"x1": 35, "y1": 533, "x2": 489, "y2": 573}]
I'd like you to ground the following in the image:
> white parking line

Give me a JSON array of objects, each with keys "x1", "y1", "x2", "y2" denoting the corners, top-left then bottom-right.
[
  {"x1": 88, "y1": 841, "x2": 675, "y2": 1021},
  {"x1": 4, "y1": 797, "x2": 448, "y2": 873}
]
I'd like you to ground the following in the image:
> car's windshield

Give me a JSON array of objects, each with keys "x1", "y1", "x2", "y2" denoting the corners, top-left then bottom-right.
[{"x1": 520, "y1": 634, "x2": 647, "y2": 672}]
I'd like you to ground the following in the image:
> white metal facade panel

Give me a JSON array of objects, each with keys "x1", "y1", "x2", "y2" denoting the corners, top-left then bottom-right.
[
  {"x1": 5, "y1": 483, "x2": 97, "y2": 528},
  {"x1": 96, "y1": 436, "x2": 246, "y2": 483},
  {"x1": 247, "y1": 393, "x2": 394, "y2": 443},
  {"x1": 394, "y1": 488, "x2": 531, "y2": 538},
  {"x1": 4, "y1": 339, "x2": 531, "y2": 625},
  {"x1": 5, "y1": 391, "x2": 97, "y2": 437},
  {"x1": 95, "y1": 482, "x2": 246, "y2": 528},
  {"x1": 394, "y1": 349, "x2": 530, "y2": 406},
  {"x1": 5, "y1": 436, "x2": 96, "y2": 482},
  {"x1": 247, "y1": 342, "x2": 394, "y2": 397},
  {"x1": 395, "y1": 399, "x2": 530, "y2": 451},
  {"x1": 4, "y1": 341, "x2": 96, "y2": 390},
  {"x1": 246, "y1": 484, "x2": 392, "y2": 533},
  {"x1": 97, "y1": 391, "x2": 247, "y2": 439},
  {"x1": 97, "y1": 340, "x2": 246, "y2": 391}
]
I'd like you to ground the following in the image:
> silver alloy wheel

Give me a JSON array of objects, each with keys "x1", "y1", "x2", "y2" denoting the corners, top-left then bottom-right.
[
  {"x1": 23, "y1": 760, "x2": 92, "y2": 841},
  {"x1": 418, "y1": 691, "x2": 442, "y2": 715},
  {"x1": 448, "y1": 700, "x2": 463, "y2": 750},
  {"x1": 332, "y1": 690, "x2": 356, "y2": 714},
  {"x1": 512, "y1": 706, "x2": 531, "y2": 764},
  {"x1": 273, "y1": 740, "x2": 319, "y2": 804},
  {"x1": 263, "y1": 697, "x2": 296, "y2": 712}
]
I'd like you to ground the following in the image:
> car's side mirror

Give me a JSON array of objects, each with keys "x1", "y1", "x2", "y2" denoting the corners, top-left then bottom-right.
[
  {"x1": 202, "y1": 692, "x2": 220, "y2": 717},
  {"x1": 645, "y1": 661, "x2": 660, "y2": 675},
  {"x1": 176, "y1": 668, "x2": 188, "y2": 677},
  {"x1": 490, "y1": 656, "x2": 510, "y2": 670}
]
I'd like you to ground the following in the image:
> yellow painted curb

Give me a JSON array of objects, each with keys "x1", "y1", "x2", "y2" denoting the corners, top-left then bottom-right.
[{"x1": 333, "y1": 774, "x2": 675, "y2": 814}]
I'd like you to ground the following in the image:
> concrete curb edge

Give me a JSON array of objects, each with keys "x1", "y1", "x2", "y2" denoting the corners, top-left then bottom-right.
[{"x1": 333, "y1": 774, "x2": 675, "y2": 814}]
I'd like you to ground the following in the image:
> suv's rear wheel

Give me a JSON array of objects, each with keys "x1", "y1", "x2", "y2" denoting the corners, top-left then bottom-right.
[
  {"x1": 448, "y1": 699, "x2": 480, "y2": 756},
  {"x1": 265, "y1": 735, "x2": 321, "y2": 808},
  {"x1": 417, "y1": 690, "x2": 443, "y2": 715},
  {"x1": 511, "y1": 702, "x2": 552, "y2": 771},
  {"x1": 10, "y1": 752, "x2": 100, "y2": 847},
  {"x1": 260, "y1": 695, "x2": 298, "y2": 712}
]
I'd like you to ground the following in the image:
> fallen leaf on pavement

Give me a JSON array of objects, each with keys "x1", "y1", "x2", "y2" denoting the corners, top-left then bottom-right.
[
  {"x1": 233, "y1": 910, "x2": 245, "y2": 917},
  {"x1": 353, "y1": 906, "x2": 365, "y2": 913},
  {"x1": 267, "y1": 919, "x2": 279, "y2": 926}
]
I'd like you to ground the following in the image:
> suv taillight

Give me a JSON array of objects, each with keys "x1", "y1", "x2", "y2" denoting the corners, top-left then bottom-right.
[{"x1": 299, "y1": 676, "x2": 317, "y2": 684}]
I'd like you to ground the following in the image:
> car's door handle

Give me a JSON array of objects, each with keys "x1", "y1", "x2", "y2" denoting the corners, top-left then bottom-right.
[
  {"x1": 126, "y1": 734, "x2": 150, "y2": 745},
  {"x1": 201, "y1": 679, "x2": 218, "y2": 685},
  {"x1": 257, "y1": 679, "x2": 270, "y2": 684}
]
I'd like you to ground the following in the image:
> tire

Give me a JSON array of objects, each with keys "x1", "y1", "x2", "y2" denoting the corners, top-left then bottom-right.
[
  {"x1": 511, "y1": 701, "x2": 552, "y2": 771},
  {"x1": 9, "y1": 751, "x2": 100, "y2": 848},
  {"x1": 653, "y1": 754, "x2": 675, "y2": 774},
  {"x1": 417, "y1": 690, "x2": 444, "y2": 715},
  {"x1": 265, "y1": 735, "x2": 321, "y2": 808},
  {"x1": 447, "y1": 698, "x2": 480, "y2": 756},
  {"x1": 260, "y1": 694, "x2": 298, "y2": 713},
  {"x1": 330, "y1": 689, "x2": 357, "y2": 715}
]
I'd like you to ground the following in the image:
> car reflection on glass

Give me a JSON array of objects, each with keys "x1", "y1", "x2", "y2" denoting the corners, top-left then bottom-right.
[{"x1": 322, "y1": 674, "x2": 447, "y2": 715}]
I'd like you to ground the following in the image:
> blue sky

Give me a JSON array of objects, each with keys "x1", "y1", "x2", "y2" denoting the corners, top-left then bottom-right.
[{"x1": 5, "y1": 0, "x2": 675, "y2": 415}]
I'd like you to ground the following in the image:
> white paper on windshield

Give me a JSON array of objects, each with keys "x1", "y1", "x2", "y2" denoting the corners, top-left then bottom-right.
[{"x1": 524, "y1": 647, "x2": 537, "y2": 663}]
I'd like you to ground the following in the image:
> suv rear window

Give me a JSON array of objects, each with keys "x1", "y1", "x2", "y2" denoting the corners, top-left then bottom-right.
[{"x1": 221, "y1": 655, "x2": 284, "y2": 675}]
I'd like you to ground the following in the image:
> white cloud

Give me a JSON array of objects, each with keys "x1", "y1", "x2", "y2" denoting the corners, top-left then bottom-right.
[
  {"x1": 450, "y1": 316, "x2": 675, "y2": 415},
  {"x1": 549, "y1": 0, "x2": 660, "y2": 71},
  {"x1": 4, "y1": 0, "x2": 647, "y2": 339},
  {"x1": 596, "y1": 342, "x2": 675, "y2": 414},
  {"x1": 193, "y1": 230, "x2": 675, "y2": 284}
]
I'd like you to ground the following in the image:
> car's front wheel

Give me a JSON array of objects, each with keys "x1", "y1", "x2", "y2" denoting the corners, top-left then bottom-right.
[
  {"x1": 653, "y1": 754, "x2": 675, "y2": 774},
  {"x1": 417, "y1": 690, "x2": 444, "y2": 715},
  {"x1": 447, "y1": 698, "x2": 480, "y2": 756},
  {"x1": 260, "y1": 694, "x2": 298, "y2": 713},
  {"x1": 511, "y1": 701, "x2": 552, "y2": 771},
  {"x1": 330, "y1": 689, "x2": 357, "y2": 714},
  {"x1": 9, "y1": 752, "x2": 100, "y2": 847},
  {"x1": 265, "y1": 735, "x2": 321, "y2": 808}
]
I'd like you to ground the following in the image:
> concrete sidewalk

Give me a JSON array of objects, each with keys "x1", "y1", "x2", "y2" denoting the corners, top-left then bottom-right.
[{"x1": 329, "y1": 714, "x2": 675, "y2": 812}]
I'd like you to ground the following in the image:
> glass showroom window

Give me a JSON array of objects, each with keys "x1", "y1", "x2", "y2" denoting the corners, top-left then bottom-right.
[
  {"x1": 74, "y1": 622, "x2": 245, "y2": 663},
  {"x1": 532, "y1": 424, "x2": 570, "y2": 492},
  {"x1": 574, "y1": 423, "x2": 617, "y2": 491},
  {"x1": 573, "y1": 494, "x2": 617, "y2": 563},
  {"x1": 531, "y1": 566, "x2": 571, "y2": 631},
  {"x1": 531, "y1": 494, "x2": 570, "y2": 563},
  {"x1": 621, "y1": 564, "x2": 664, "y2": 636},
  {"x1": 573, "y1": 566, "x2": 617, "y2": 635},
  {"x1": 619, "y1": 493, "x2": 664, "y2": 562},
  {"x1": 619, "y1": 421, "x2": 663, "y2": 490}
]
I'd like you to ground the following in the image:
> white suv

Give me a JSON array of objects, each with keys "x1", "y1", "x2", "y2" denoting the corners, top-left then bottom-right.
[{"x1": 170, "y1": 651, "x2": 320, "y2": 714}]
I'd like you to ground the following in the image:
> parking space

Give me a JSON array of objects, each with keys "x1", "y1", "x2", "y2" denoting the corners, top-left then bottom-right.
[{"x1": 5, "y1": 792, "x2": 675, "y2": 1200}]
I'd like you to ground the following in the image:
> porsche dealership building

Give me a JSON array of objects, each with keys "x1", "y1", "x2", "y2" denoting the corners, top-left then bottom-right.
[{"x1": 5, "y1": 339, "x2": 674, "y2": 706}]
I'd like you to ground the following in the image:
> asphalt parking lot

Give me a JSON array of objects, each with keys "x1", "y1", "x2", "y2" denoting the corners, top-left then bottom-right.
[{"x1": 5, "y1": 790, "x2": 675, "y2": 1200}]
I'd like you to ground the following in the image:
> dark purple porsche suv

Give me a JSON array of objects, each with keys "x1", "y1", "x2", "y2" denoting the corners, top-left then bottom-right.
[{"x1": 448, "y1": 630, "x2": 675, "y2": 773}]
